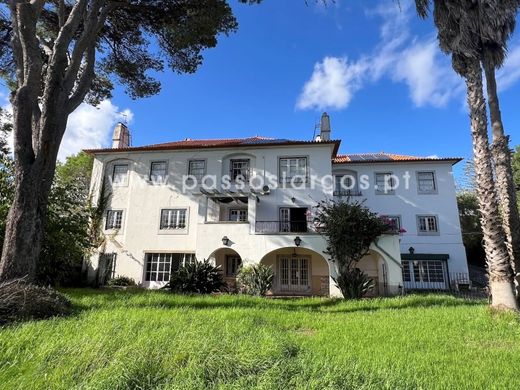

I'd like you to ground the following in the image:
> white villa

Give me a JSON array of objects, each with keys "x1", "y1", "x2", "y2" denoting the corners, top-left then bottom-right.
[{"x1": 85, "y1": 113, "x2": 469, "y2": 297}]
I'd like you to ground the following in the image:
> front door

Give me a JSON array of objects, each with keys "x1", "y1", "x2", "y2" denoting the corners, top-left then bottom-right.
[
  {"x1": 278, "y1": 256, "x2": 310, "y2": 293},
  {"x1": 402, "y1": 260, "x2": 448, "y2": 290}
]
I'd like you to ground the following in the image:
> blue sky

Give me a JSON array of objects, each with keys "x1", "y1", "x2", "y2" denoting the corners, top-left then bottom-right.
[{"x1": 2, "y1": 0, "x2": 520, "y2": 174}]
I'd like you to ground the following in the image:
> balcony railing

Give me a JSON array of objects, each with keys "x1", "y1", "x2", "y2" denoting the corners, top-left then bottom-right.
[
  {"x1": 255, "y1": 220, "x2": 311, "y2": 234},
  {"x1": 333, "y1": 190, "x2": 363, "y2": 197}
]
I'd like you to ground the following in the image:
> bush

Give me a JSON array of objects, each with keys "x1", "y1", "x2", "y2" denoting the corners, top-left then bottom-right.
[
  {"x1": 237, "y1": 264, "x2": 274, "y2": 296},
  {"x1": 0, "y1": 279, "x2": 72, "y2": 325},
  {"x1": 107, "y1": 276, "x2": 137, "y2": 287},
  {"x1": 333, "y1": 268, "x2": 374, "y2": 299},
  {"x1": 165, "y1": 259, "x2": 225, "y2": 294}
]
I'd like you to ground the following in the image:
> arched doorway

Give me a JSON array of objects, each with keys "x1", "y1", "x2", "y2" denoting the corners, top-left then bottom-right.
[
  {"x1": 207, "y1": 247, "x2": 243, "y2": 292},
  {"x1": 260, "y1": 247, "x2": 330, "y2": 296}
]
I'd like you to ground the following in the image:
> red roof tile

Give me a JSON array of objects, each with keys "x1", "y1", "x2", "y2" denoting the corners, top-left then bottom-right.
[
  {"x1": 333, "y1": 153, "x2": 462, "y2": 164},
  {"x1": 84, "y1": 136, "x2": 341, "y2": 155}
]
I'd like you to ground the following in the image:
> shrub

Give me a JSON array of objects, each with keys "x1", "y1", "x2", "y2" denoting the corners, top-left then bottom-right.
[
  {"x1": 165, "y1": 259, "x2": 225, "y2": 294},
  {"x1": 333, "y1": 268, "x2": 374, "y2": 299},
  {"x1": 107, "y1": 276, "x2": 137, "y2": 287},
  {"x1": 237, "y1": 264, "x2": 274, "y2": 296},
  {"x1": 0, "y1": 279, "x2": 72, "y2": 325}
]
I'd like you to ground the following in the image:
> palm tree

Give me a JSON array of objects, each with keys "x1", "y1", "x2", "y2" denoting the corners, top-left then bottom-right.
[
  {"x1": 415, "y1": 0, "x2": 518, "y2": 310},
  {"x1": 477, "y1": 0, "x2": 520, "y2": 289}
]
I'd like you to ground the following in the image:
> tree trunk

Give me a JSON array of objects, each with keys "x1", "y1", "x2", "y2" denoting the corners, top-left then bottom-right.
[
  {"x1": 483, "y1": 59, "x2": 520, "y2": 295},
  {"x1": 0, "y1": 96, "x2": 66, "y2": 282},
  {"x1": 465, "y1": 60, "x2": 518, "y2": 311}
]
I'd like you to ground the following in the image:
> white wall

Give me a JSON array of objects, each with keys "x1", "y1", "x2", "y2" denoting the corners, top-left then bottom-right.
[{"x1": 332, "y1": 161, "x2": 468, "y2": 275}]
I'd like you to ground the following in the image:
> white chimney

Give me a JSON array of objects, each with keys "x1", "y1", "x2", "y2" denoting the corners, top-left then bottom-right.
[
  {"x1": 320, "y1": 112, "x2": 331, "y2": 141},
  {"x1": 112, "y1": 122, "x2": 130, "y2": 148}
]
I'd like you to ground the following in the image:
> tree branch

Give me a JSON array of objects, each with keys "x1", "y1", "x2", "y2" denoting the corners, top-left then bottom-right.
[{"x1": 67, "y1": 45, "x2": 95, "y2": 113}]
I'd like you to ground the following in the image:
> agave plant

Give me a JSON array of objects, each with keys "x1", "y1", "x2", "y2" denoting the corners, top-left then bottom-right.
[
  {"x1": 237, "y1": 264, "x2": 274, "y2": 296},
  {"x1": 166, "y1": 259, "x2": 225, "y2": 294}
]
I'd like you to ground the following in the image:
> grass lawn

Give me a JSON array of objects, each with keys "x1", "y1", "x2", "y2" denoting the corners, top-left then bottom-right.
[{"x1": 1, "y1": 290, "x2": 520, "y2": 389}]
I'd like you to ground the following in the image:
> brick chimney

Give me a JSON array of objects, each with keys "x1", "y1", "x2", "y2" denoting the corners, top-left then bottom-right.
[
  {"x1": 112, "y1": 122, "x2": 130, "y2": 148},
  {"x1": 320, "y1": 112, "x2": 331, "y2": 141}
]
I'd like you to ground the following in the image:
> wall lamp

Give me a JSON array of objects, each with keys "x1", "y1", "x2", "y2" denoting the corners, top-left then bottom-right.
[
  {"x1": 222, "y1": 236, "x2": 230, "y2": 246},
  {"x1": 294, "y1": 236, "x2": 302, "y2": 247}
]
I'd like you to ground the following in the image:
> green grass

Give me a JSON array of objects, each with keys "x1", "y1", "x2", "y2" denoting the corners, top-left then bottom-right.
[{"x1": 1, "y1": 290, "x2": 520, "y2": 389}]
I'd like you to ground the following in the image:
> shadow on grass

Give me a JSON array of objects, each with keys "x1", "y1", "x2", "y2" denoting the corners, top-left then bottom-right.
[{"x1": 65, "y1": 288, "x2": 486, "y2": 316}]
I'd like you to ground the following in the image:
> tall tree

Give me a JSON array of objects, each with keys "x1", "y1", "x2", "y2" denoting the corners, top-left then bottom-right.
[
  {"x1": 0, "y1": 0, "x2": 260, "y2": 282},
  {"x1": 477, "y1": 0, "x2": 520, "y2": 289},
  {"x1": 415, "y1": 1, "x2": 518, "y2": 310}
]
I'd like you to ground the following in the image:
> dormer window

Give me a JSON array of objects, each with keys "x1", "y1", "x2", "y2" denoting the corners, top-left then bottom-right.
[{"x1": 230, "y1": 159, "x2": 250, "y2": 181}]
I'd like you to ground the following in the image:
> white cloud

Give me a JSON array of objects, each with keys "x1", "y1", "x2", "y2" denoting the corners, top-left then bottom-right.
[
  {"x1": 497, "y1": 43, "x2": 520, "y2": 91},
  {"x1": 297, "y1": 0, "x2": 465, "y2": 111},
  {"x1": 296, "y1": 57, "x2": 368, "y2": 110},
  {"x1": 59, "y1": 100, "x2": 133, "y2": 161}
]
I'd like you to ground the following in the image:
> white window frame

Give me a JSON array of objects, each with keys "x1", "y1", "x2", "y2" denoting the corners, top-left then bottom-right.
[
  {"x1": 375, "y1": 172, "x2": 396, "y2": 194},
  {"x1": 149, "y1": 161, "x2": 168, "y2": 184},
  {"x1": 417, "y1": 215, "x2": 439, "y2": 235},
  {"x1": 112, "y1": 164, "x2": 129, "y2": 186},
  {"x1": 144, "y1": 253, "x2": 196, "y2": 282},
  {"x1": 188, "y1": 159, "x2": 206, "y2": 181},
  {"x1": 229, "y1": 209, "x2": 248, "y2": 222},
  {"x1": 279, "y1": 156, "x2": 308, "y2": 184},
  {"x1": 230, "y1": 159, "x2": 250, "y2": 182},
  {"x1": 160, "y1": 209, "x2": 188, "y2": 230},
  {"x1": 105, "y1": 210, "x2": 123, "y2": 230},
  {"x1": 417, "y1": 171, "x2": 437, "y2": 194}
]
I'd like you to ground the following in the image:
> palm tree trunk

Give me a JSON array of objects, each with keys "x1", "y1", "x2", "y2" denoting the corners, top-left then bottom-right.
[
  {"x1": 483, "y1": 58, "x2": 520, "y2": 295},
  {"x1": 465, "y1": 60, "x2": 517, "y2": 311}
]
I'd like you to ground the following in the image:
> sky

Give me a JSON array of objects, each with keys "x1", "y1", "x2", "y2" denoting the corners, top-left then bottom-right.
[{"x1": 2, "y1": 0, "x2": 520, "y2": 178}]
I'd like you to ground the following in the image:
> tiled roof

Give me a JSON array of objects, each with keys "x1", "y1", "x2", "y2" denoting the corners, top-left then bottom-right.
[
  {"x1": 333, "y1": 153, "x2": 463, "y2": 164},
  {"x1": 84, "y1": 136, "x2": 341, "y2": 155}
]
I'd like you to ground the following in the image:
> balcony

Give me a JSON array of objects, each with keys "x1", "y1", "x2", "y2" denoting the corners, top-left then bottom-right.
[{"x1": 255, "y1": 220, "x2": 317, "y2": 234}]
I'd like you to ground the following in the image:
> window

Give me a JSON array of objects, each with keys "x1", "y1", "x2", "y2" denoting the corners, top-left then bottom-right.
[
  {"x1": 105, "y1": 210, "x2": 123, "y2": 230},
  {"x1": 417, "y1": 215, "x2": 439, "y2": 234},
  {"x1": 375, "y1": 172, "x2": 396, "y2": 194},
  {"x1": 112, "y1": 164, "x2": 128, "y2": 185},
  {"x1": 230, "y1": 159, "x2": 250, "y2": 181},
  {"x1": 417, "y1": 171, "x2": 437, "y2": 193},
  {"x1": 226, "y1": 255, "x2": 242, "y2": 277},
  {"x1": 145, "y1": 253, "x2": 196, "y2": 282},
  {"x1": 160, "y1": 209, "x2": 187, "y2": 230},
  {"x1": 383, "y1": 215, "x2": 401, "y2": 231},
  {"x1": 229, "y1": 209, "x2": 247, "y2": 222},
  {"x1": 279, "y1": 157, "x2": 308, "y2": 183},
  {"x1": 334, "y1": 174, "x2": 358, "y2": 196},
  {"x1": 150, "y1": 161, "x2": 167, "y2": 183},
  {"x1": 188, "y1": 160, "x2": 206, "y2": 181}
]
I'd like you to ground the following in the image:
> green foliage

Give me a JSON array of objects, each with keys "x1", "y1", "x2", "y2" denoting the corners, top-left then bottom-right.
[
  {"x1": 236, "y1": 264, "x2": 274, "y2": 296},
  {"x1": 165, "y1": 259, "x2": 225, "y2": 294},
  {"x1": 107, "y1": 276, "x2": 137, "y2": 287},
  {"x1": 0, "y1": 1, "x2": 262, "y2": 101},
  {"x1": 314, "y1": 199, "x2": 391, "y2": 298},
  {"x1": 333, "y1": 268, "x2": 375, "y2": 300},
  {"x1": 0, "y1": 151, "x2": 93, "y2": 286},
  {"x1": 3, "y1": 289, "x2": 520, "y2": 389},
  {"x1": 457, "y1": 191, "x2": 485, "y2": 266}
]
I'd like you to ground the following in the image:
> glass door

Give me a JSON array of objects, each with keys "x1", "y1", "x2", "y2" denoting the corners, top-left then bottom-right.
[{"x1": 278, "y1": 256, "x2": 310, "y2": 292}]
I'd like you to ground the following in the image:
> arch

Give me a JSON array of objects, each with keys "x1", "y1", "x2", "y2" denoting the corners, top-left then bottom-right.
[
  {"x1": 207, "y1": 247, "x2": 243, "y2": 291},
  {"x1": 259, "y1": 247, "x2": 330, "y2": 296}
]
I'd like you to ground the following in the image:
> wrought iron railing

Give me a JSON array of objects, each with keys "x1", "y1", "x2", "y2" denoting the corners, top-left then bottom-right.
[
  {"x1": 332, "y1": 190, "x2": 363, "y2": 197},
  {"x1": 255, "y1": 220, "x2": 311, "y2": 234}
]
